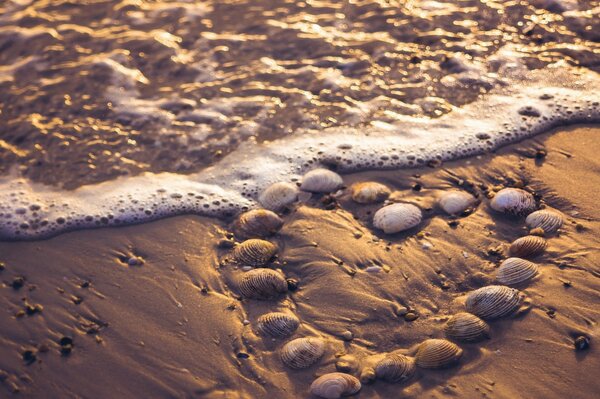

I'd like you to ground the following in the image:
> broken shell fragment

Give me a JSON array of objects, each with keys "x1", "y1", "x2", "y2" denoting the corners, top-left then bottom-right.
[
  {"x1": 238, "y1": 269, "x2": 288, "y2": 300},
  {"x1": 465, "y1": 285, "x2": 523, "y2": 319},
  {"x1": 495, "y1": 257, "x2": 539, "y2": 286},
  {"x1": 233, "y1": 209, "x2": 283, "y2": 239},
  {"x1": 509, "y1": 235, "x2": 547, "y2": 258},
  {"x1": 281, "y1": 337, "x2": 326, "y2": 369},
  {"x1": 300, "y1": 169, "x2": 344, "y2": 193},
  {"x1": 350, "y1": 182, "x2": 391, "y2": 204},
  {"x1": 444, "y1": 312, "x2": 490, "y2": 343},
  {"x1": 259, "y1": 182, "x2": 299, "y2": 211},
  {"x1": 310, "y1": 372, "x2": 361, "y2": 399},
  {"x1": 374, "y1": 354, "x2": 416, "y2": 383},
  {"x1": 525, "y1": 209, "x2": 564, "y2": 235},
  {"x1": 232, "y1": 239, "x2": 277, "y2": 267},
  {"x1": 256, "y1": 312, "x2": 300, "y2": 338},
  {"x1": 373, "y1": 203, "x2": 422, "y2": 234},
  {"x1": 415, "y1": 339, "x2": 463, "y2": 369},
  {"x1": 439, "y1": 190, "x2": 477, "y2": 215},
  {"x1": 490, "y1": 188, "x2": 536, "y2": 216}
]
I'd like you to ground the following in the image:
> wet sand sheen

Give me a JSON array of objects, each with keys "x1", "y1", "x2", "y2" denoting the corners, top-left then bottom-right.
[{"x1": 0, "y1": 126, "x2": 599, "y2": 398}]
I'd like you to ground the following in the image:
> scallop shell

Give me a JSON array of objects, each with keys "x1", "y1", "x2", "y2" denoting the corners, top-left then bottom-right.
[
  {"x1": 496, "y1": 257, "x2": 539, "y2": 286},
  {"x1": 258, "y1": 182, "x2": 299, "y2": 211},
  {"x1": 300, "y1": 169, "x2": 344, "y2": 193},
  {"x1": 415, "y1": 339, "x2": 463, "y2": 369},
  {"x1": 444, "y1": 312, "x2": 490, "y2": 343},
  {"x1": 373, "y1": 203, "x2": 422, "y2": 234},
  {"x1": 256, "y1": 312, "x2": 299, "y2": 338},
  {"x1": 350, "y1": 182, "x2": 391, "y2": 204},
  {"x1": 238, "y1": 269, "x2": 288, "y2": 300},
  {"x1": 465, "y1": 285, "x2": 523, "y2": 319},
  {"x1": 280, "y1": 337, "x2": 326, "y2": 369},
  {"x1": 490, "y1": 188, "x2": 536, "y2": 216},
  {"x1": 310, "y1": 372, "x2": 361, "y2": 399},
  {"x1": 374, "y1": 354, "x2": 416, "y2": 383},
  {"x1": 509, "y1": 235, "x2": 547, "y2": 258},
  {"x1": 233, "y1": 209, "x2": 283, "y2": 239},
  {"x1": 439, "y1": 190, "x2": 477, "y2": 215},
  {"x1": 232, "y1": 239, "x2": 277, "y2": 267},
  {"x1": 525, "y1": 209, "x2": 563, "y2": 234}
]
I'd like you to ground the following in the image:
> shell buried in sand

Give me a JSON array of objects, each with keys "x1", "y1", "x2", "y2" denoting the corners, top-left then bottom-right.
[{"x1": 350, "y1": 182, "x2": 391, "y2": 204}]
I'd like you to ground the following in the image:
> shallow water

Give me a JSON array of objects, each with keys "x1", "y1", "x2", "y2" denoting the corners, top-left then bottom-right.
[{"x1": 0, "y1": 0, "x2": 599, "y2": 239}]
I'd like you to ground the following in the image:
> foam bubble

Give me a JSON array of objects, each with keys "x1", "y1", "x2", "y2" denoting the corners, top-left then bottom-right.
[{"x1": 0, "y1": 63, "x2": 598, "y2": 240}]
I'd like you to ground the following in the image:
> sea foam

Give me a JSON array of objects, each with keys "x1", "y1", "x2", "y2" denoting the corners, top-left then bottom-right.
[{"x1": 0, "y1": 63, "x2": 598, "y2": 240}]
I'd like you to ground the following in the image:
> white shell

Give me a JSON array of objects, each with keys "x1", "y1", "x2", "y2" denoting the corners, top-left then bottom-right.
[
  {"x1": 233, "y1": 209, "x2": 283, "y2": 239},
  {"x1": 373, "y1": 203, "x2": 422, "y2": 234},
  {"x1": 465, "y1": 285, "x2": 523, "y2": 319},
  {"x1": 490, "y1": 188, "x2": 536, "y2": 216},
  {"x1": 415, "y1": 339, "x2": 463, "y2": 369},
  {"x1": 439, "y1": 191, "x2": 477, "y2": 215},
  {"x1": 300, "y1": 169, "x2": 343, "y2": 193},
  {"x1": 444, "y1": 312, "x2": 490, "y2": 342},
  {"x1": 525, "y1": 209, "x2": 564, "y2": 234},
  {"x1": 495, "y1": 257, "x2": 539, "y2": 286},
  {"x1": 280, "y1": 337, "x2": 326, "y2": 369},
  {"x1": 350, "y1": 182, "x2": 391, "y2": 204},
  {"x1": 258, "y1": 182, "x2": 299, "y2": 211},
  {"x1": 310, "y1": 372, "x2": 361, "y2": 399}
]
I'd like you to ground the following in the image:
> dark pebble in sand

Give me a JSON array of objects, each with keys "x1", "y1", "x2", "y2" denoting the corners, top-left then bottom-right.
[
  {"x1": 80, "y1": 281, "x2": 90, "y2": 288},
  {"x1": 22, "y1": 350, "x2": 36, "y2": 365},
  {"x1": 236, "y1": 352, "x2": 250, "y2": 359},
  {"x1": 574, "y1": 336, "x2": 590, "y2": 351},
  {"x1": 412, "y1": 183, "x2": 422, "y2": 191},
  {"x1": 59, "y1": 337, "x2": 74, "y2": 355},
  {"x1": 535, "y1": 149, "x2": 547, "y2": 159},
  {"x1": 404, "y1": 312, "x2": 419, "y2": 322},
  {"x1": 447, "y1": 220, "x2": 459, "y2": 228},
  {"x1": 71, "y1": 295, "x2": 83, "y2": 305},
  {"x1": 11, "y1": 276, "x2": 25, "y2": 290},
  {"x1": 25, "y1": 302, "x2": 43, "y2": 315},
  {"x1": 127, "y1": 257, "x2": 144, "y2": 266},
  {"x1": 0, "y1": 262, "x2": 5, "y2": 271},
  {"x1": 286, "y1": 278, "x2": 299, "y2": 291}
]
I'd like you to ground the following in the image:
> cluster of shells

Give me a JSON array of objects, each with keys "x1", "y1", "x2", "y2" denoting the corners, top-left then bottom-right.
[{"x1": 221, "y1": 169, "x2": 565, "y2": 398}]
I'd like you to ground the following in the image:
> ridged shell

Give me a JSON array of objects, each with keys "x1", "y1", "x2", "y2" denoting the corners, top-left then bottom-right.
[
  {"x1": 439, "y1": 191, "x2": 477, "y2": 215},
  {"x1": 258, "y1": 182, "x2": 299, "y2": 211},
  {"x1": 280, "y1": 337, "x2": 326, "y2": 369},
  {"x1": 310, "y1": 373, "x2": 361, "y2": 399},
  {"x1": 350, "y1": 182, "x2": 391, "y2": 204},
  {"x1": 232, "y1": 239, "x2": 277, "y2": 267},
  {"x1": 496, "y1": 257, "x2": 539, "y2": 286},
  {"x1": 444, "y1": 312, "x2": 490, "y2": 342},
  {"x1": 256, "y1": 312, "x2": 299, "y2": 338},
  {"x1": 238, "y1": 269, "x2": 288, "y2": 300},
  {"x1": 509, "y1": 235, "x2": 547, "y2": 258},
  {"x1": 300, "y1": 169, "x2": 344, "y2": 193},
  {"x1": 373, "y1": 203, "x2": 422, "y2": 234},
  {"x1": 465, "y1": 285, "x2": 523, "y2": 319},
  {"x1": 525, "y1": 209, "x2": 563, "y2": 234},
  {"x1": 374, "y1": 354, "x2": 416, "y2": 383},
  {"x1": 415, "y1": 339, "x2": 463, "y2": 369},
  {"x1": 233, "y1": 209, "x2": 283, "y2": 239},
  {"x1": 490, "y1": 188, "x2": 536, "y2": 216}
]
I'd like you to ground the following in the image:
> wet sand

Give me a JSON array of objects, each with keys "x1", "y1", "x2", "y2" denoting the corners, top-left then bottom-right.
[{"x1": 1, "y1": 125, "x2": 599, "y2": 398}]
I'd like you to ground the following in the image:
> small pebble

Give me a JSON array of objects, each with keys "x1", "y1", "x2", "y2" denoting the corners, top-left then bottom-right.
[
  {"x1": 286, "y1": 278, "x2": 299, "y2": 291},
  {"x1": 0, "y1": 262, "x2": 5, "y2": 271},
  {"x1": 574, "y1": 336, "x2": 590, "y2": 351},
  {"x1": 22, "y1": 350, "x2": 36, "y2": 365},
  {"x1": 128, "y1": 257, "x2": 144, "y2": 266},
  {"x1": 242, "y1": 319, "x2": 250, "y2": 325},
  {"x1": 340, "y1": 330, "x2": 353, "y2": 341},
  {"x1": 59, "y1": 337, "x2": 74, "y2": 356},
  {"x1": 236, "y1": 352, "x2": 250, "y2": 359},
  {"x1": 529, "y1": 227, "x2": 545, "y2": 236},
  {"x1": 11, "y1": 277, "x2": 25, "y2": 290},
  {"x1": 404, "y1": 312, "x2": 418, "y2": 322},
  {"x1": 366, "y1": 266, "x2": 382, "y2": 273}
]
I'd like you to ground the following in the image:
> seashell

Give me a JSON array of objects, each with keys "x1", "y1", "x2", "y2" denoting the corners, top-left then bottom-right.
[
  {"x1": 415, "y1": 339, "x2": 463, "y2": 369},
  {"x1": 509, "y1": 235, "x2": 547, "y2": 258},
  {"x1": 373, "y1": 203, "x2": 422, "y2": 234},
  {"x1": 258, "y1": 182, "x2": 299, "y2": 211},
  {"x1": 465, "y1": 285, "x2": 523, "y2": 319},
  {"x1": 374, "y1": 354, "x2": 416, "y2": 383},
  {"x1": 490, "y1": 188, "x2": 536, "y2": 216},
  {"x1": 525, "y1": 209, "x2": 563, "y2": 235},
  {"x1": 280, "y1": 337, "x2": 326, "y2": 369},
  {"x1": 350, "y1": 182, "x2": 391, "y2": 204},
  {"x1": 444, "y1": 312, "x2": 490, "y2": 343},
  {"x1": 495, "y1": 257, "x2": 539, "y2": 286},
  {"x1": 238, "y1": 269, "x2": 288, "y2": 300},
  {"x1": 310, "y1": 372, "x2": 361, "y2": 399},
  {"x1": 256, "y1": 312, "x2": 299, "y2": 338},
  {"x1": 359, "y1": 367, "x2": 376, "y2": 384},
  {"x1": 300, "y1": 168, "x2": 344, "y2": 193},
  {"x1": 232, "y1": 239, "x2": 277, "y2": 267},
  {"x1": 233, "y1": 209, "x2": 283, "y2": 239},
  {"x1": 439, "y1": 190, "x2": 477, "y2": 215}
]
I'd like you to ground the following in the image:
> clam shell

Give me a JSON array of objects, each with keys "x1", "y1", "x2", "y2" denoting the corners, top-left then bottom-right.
[
  {"x1": 310, "y1": 372, "x2": 361, "y2": 399},
  {"x1": 233, "y1": 209, "x2": 283, "y2": 239},
  {"x1": 465, "y1": 285, "x2": 523, "y2": 319},
  {"x1": 232, "y1": 239, "x2": 277, "y2": 267},
  {"x1": 439, "y1": 190, "x2": 477, "y2": 215},
  {"x1": 525, "y1": 209, "x2": 563, "y2": 234},
  {"x1": 415, "y1": 339, "x2": 463, "y2": 369},
  {"x1": 509, "y1": 235, "x2": 547, "y2": 258},
  {"x1": 256, "y1": 312, "x2": 299, "y2": 338},
  {"x1": 490, "y1": 188, "x2": 536, "y2": 216},
  {"x1": 374, "y1": 354, "x2": 416, "y2": 383},
  {"x1": 238, "y1": 269, "x2": 288, "y2": 300},
  {"x1": 301, "y1": 169, "x2": 343, "y2": 193},
  {"x1": 444, "y1": 312, "x2": 490, "y2": 343},
  {"x1": 280, "y1": 337, "x2": 326, "y2": 369},
  {"x1": 350, "y1": 182, "x2": 391, "y2": 204},
  {"x1": 496, "y1": 257, "x2": 539, "y2": 286},
  {"x1": 258, "y1": 182, "x2": 299, "y2": 211},
  {"x1": 373, "y1": 203, "x2": 422, "y2": 234}
]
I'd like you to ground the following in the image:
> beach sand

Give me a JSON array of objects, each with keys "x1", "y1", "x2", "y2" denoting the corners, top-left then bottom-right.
[{"x1": 1, "y1": 125, "x2": 598, "y2": 398}]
